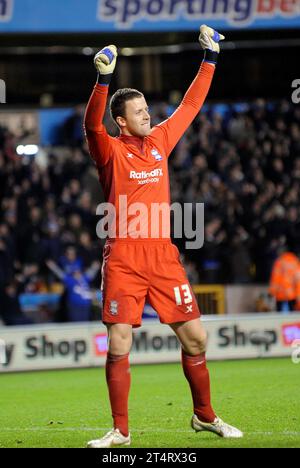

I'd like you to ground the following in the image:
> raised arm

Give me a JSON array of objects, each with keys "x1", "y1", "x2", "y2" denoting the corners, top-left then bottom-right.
[
  {"x1": 46, "y1": 260, "x2": 65, "y2": 280},
  {"x1": 83, "y1": 45, "x2": 118, "y2": 167},
  {"x1": 149, "y1": 25, "x2": 225, "y2": 157},
  {"x1": 85, "y1": 261, "x2": 100, "y2": 281}
]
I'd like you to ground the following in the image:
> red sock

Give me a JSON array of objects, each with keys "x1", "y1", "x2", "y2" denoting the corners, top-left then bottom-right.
[
  {"x1": 105, "y1": 352, "x2": 130, "y2": 437},
  {"x1": 181, "y1": 349, "x2": 216, "y2": 423}
]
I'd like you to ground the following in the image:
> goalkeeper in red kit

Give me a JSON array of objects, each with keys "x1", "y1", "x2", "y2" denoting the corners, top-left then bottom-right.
[{"x1": 84, "y1": 26, "x2": 243, "y2": 448}]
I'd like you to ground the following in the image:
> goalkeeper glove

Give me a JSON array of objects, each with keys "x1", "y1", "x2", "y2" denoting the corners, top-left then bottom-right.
[
  {"x1": 199, "y1": 25, "x2": 225, "y2": 65},
  {"x1": 94, "y1": 45, "x2": 118, "y2": 85}
]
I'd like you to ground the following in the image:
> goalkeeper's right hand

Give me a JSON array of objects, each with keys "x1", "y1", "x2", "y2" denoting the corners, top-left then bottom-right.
[{"x1": 94, "y1": 45, "x2": 118, "y2": 85}]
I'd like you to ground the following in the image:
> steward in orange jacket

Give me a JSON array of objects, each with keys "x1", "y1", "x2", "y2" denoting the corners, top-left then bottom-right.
[
  {"x1": 269, "y1": 252, "x2": 299, "y2": 311},
  {"x1": 294, "y1": 263, "x2": 300, "y2": 311}
]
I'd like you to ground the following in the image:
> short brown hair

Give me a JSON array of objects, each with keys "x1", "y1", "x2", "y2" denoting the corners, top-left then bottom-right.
[{"x1": 109, "y1": 88, "x2": 144, "y2": 124}]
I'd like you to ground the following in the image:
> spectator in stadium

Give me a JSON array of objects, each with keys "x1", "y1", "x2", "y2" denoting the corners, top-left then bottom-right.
[
  {"x1": 76, "y1": 191, "x2": 96, "y2": 232},
  {"x1": 62, "y1": 105, "x2": 84, "y2": 147},
  {"x1": 228, "y1": 226, "x2": 253, "y2": 283},
  {"x1": 78, "y1": 231, "x2": 99, "y2": 269},
  {"x1": 0, "y1": 281, "x2": 33, "y2": 326},
  {"x1": 198, "y1": 217, "x2": 227, "y2": 283},
  {"x1": 0, "y1": 234, "x2": 14, "y2": 288},
  {"x1": 67, "y1": 213, "x2": 83, "y2": 242},
  {"x1": 269, "y1": 245, "x2": 300, "y2": 312},
  {"x1": 285, "y1": 205, "x2": 300, "y2": 253},
  {"x1": 22, "y1": 264, "x2": 48, "y2": 294},
  {"x1": 59, "y1": 245, "x2": 83, "y2": 275},
  {"x1": 40, "y1": 220, "x2": 62, "y2": 264},
  {"x1": 46, "y1": 259, "x2": 99, "y2": 321},
  {"x1": 83, "y1": 28, "x2": 243, "y2": 449},
  {"x1": 18, "y1": 206, "x2": 44, "y2": 265}
]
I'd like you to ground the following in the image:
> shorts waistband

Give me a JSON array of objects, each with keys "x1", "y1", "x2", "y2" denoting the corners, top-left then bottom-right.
[{"x1": 106, "y1": 238, "x2": 172, "y2": 244}]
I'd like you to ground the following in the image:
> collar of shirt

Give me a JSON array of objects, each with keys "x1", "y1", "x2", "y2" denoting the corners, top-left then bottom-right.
[{"x1": 118, "y1": 134, "x2": 144, "y2": 153}]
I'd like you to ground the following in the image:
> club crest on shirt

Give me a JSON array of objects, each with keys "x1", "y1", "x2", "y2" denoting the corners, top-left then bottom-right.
[{"x1": 151, "y1": 148, "x2": 163, "y2": 161}]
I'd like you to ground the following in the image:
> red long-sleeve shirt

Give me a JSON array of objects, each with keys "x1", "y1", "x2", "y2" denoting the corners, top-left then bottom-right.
[{"x1": 84, "y1": 61, "x2": 215, "y2": 239}]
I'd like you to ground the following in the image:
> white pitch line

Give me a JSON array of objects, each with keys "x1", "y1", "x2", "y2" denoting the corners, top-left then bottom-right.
[{"x1": 1, "y1": 427, "x2": 300, "y2": 436}]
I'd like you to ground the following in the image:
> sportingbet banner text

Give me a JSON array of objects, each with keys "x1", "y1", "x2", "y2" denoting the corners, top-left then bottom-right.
[
  {"x1": 0, "y1": 0, "x2": 300, "y2": 32},
  {"x1": 1, "y1": 314, "x2": 300, "y2": 372}
]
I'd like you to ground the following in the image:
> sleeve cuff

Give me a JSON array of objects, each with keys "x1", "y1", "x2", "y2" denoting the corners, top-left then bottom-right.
[
  {"x1": 203, "y1": 50, "x2": 218, "y2": 65},
  {"x1": 97, "y1": 73, "x2": 113, "y2": 86}
]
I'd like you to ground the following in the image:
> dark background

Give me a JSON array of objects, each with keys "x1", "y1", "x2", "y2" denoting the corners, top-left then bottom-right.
[{"x1": 1, "y1": 28, "x2": 299, "y2": 105}]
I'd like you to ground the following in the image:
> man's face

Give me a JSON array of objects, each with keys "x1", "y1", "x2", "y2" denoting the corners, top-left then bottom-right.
[
  {"x1": 66, "y1": 247, "x2": 76, "y2": 261},
  {"x1": 119, "y1": 97, "x2": 151, "y2": 137}
]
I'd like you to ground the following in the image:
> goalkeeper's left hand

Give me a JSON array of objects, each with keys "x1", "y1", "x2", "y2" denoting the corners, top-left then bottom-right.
[{"x1": 199, "y1": 25, "x2": 225, "y2": 65}]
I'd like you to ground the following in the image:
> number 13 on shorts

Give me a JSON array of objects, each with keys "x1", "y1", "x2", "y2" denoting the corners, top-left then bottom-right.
[{"x1": 174, "y1": 284, "x2": 193, "y2": 306}]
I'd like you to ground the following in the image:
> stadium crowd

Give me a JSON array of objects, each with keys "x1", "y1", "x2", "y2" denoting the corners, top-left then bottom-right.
[{"x1": 1, "y1": 97, "x2": 300, "y2": 323}]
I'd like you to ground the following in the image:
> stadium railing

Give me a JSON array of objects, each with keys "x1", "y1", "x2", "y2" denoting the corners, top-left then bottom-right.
[{"x1": 192, "y1": 285, "x2": 225, "y2": 315}]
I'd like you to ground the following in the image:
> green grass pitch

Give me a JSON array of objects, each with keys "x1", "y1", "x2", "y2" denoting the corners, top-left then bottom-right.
[{"x1": 0, "y1": 357, "x2": 299, "y2": 448}]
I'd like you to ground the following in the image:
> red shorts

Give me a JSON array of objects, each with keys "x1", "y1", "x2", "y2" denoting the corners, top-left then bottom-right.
[{"x1": 101, "y1": 240, "x2": 200, "y2": 327}]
